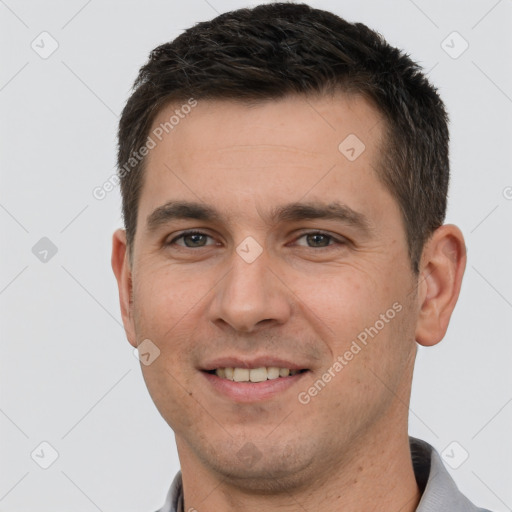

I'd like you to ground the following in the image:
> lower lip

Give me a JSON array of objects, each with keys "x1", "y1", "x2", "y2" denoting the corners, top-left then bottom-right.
[{"x1": 201, "y1": 371, "x2": 309, "y2": 402}]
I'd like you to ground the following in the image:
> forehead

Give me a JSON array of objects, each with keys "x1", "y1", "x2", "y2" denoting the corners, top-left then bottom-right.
[
  {"x1": 139, "y1": 94, "x2": 394, "y2": 231},
  {"x1": 148, "y1": 93, "x2": 384, "y2": 164}
]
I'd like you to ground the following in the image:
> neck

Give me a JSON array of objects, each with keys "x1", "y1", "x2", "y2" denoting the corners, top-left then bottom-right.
[{"x1": 177, "y1": 423, "x2": 420, "y2": 512}]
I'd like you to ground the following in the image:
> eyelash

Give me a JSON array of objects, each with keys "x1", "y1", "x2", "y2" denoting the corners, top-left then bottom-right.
[{"x1": 166, "y1": 230, "x2": 346, "y2": 249}]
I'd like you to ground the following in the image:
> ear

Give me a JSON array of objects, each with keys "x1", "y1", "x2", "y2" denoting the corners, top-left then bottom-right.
[
  {"x1": 415, "y1": 224, "x2": 467, "y2": 347},
  {"x1": 111, "y1": 228, "x2": 137, "y2": 348}
]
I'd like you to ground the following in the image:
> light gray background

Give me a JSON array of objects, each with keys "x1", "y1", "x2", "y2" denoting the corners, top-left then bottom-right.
[{"x1": 1, "y1": 0, "x2": 511, "y2": 511}]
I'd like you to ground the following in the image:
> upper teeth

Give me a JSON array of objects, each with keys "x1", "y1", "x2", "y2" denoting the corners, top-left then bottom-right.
[{"x1": 215, "y1": 367, "x2": 299, "y2": 382}]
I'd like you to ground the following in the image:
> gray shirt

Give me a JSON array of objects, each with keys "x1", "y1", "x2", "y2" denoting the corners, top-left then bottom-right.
[{"x1": 156, "y1": 437, "x2": 492, "y2": 512}]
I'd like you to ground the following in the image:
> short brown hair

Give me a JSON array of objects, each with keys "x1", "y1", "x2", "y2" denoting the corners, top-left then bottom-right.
[{"x1": 117, "y1": 2, "x2": 449, "y2": 273}]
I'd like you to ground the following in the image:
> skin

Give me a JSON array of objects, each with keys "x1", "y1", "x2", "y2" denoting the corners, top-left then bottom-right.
[{"x1": 112, "y1": 94, "x2": 466, "y2": 512}]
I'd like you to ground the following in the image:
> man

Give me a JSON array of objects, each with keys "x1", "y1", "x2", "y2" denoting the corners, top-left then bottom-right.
[{"x1": 111, "y1": 3, "x2": 491, "y2": 511}]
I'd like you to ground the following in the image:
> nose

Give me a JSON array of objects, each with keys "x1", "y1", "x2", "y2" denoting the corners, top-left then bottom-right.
[{"x1": 208, "y1": 244, "x2": 292, "y2": 334}]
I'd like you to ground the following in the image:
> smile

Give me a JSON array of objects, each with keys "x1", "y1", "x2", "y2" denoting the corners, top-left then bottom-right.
[
  {"x1": 202, "y1": 367, "x2": 310, "y2": 402},
  {"x1": 207, "y1": 367, "x2": 307, "y2": 382}
]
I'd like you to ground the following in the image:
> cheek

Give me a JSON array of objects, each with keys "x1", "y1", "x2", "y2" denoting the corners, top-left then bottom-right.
[
  {"x1": 131, "y1": 268, "x2": 207, "y2": 401},
  {"x1": 303, "y1": 306, "x2": 415, "y2": 437},
  {"x1": 299, "y1": 265, "x2": 414, "y2": 399},
  {"x1": 132, "y1": 269, "x2": 207, "y2": 430},
  {"x1": 132, "y1": 265, "x2": 210, "y2": 341},
  {"x1": 295, "y1": 269, "x2": 395, "y2": 350},
  {"x1": 140, "y1": 361, "x2": 206, "y2": 434}
]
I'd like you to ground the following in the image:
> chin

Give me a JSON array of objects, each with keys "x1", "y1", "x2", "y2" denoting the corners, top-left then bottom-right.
[{"x1": 197, "y1": 441, "x2": 315, "y2": 494}]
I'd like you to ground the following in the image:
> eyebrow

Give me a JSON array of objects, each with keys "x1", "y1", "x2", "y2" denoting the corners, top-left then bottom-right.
[{"x1": 145, "y1": 200, "x2": 374, "y2": 235}]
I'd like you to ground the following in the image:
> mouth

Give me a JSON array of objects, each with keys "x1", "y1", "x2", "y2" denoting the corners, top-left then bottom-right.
[{"x1": 200, "y1": 360, "x2": 311, "y2": 402}]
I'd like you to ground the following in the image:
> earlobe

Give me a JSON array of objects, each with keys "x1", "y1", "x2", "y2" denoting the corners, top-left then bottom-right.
[
  {"x1": 111, "y1": 229, "x2": 137, "y2": 347},
  {"x1": 415, "y1": 224, "x2": 467, "y2": 347}
]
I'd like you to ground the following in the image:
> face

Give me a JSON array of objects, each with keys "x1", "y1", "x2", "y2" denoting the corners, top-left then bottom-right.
[{"x1": 116, "y1": 94, "x2": 421, "y2": 490}]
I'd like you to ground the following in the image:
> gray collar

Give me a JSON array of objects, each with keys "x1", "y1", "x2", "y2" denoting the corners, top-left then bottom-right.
[{"x1": 411, "y1": 437, "x2": 490, "y2": 511}]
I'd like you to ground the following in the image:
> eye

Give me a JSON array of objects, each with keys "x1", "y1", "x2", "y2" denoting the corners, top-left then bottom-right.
[
  {"x1": 167, "y1": 230, "x2": 217, "y2": 248},
  {"x1": 293, "y1": 231, "x2": 346, "y2": 248},
  {"x1": 165, "y1": 230, "x2": 346, "y2": 250}
]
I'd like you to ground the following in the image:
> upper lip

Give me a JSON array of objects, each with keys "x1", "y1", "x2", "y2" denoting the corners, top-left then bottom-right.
[{"x1": 201, "y1": 356, "x2": 310, "y2": 371}]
